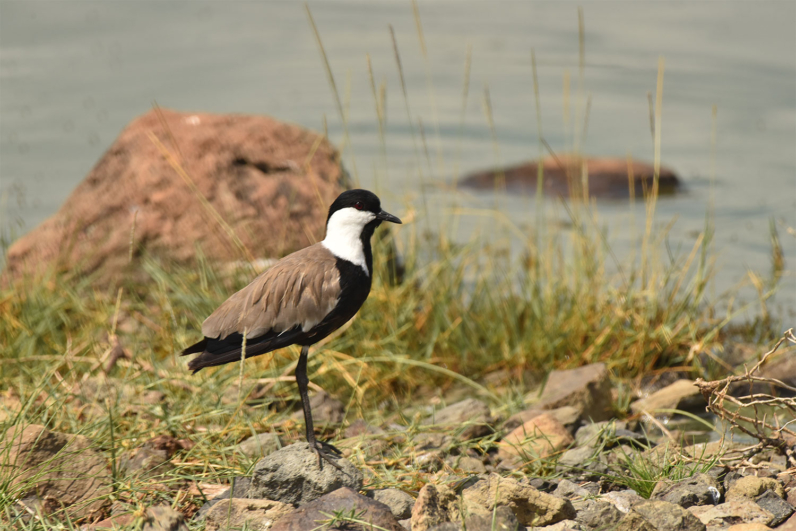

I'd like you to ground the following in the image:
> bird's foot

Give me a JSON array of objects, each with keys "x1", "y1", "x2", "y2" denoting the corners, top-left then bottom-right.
[{"x1": 309, "y1": 439, "x2": 343, "y2": 470}]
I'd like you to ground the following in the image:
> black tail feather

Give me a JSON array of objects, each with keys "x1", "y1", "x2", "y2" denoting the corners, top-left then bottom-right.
[
  {"x1": 181, "y1": 338, "x2": 208, "y2": 356},
  {"x1": 183, "y1": 328, "x2": 305, "y2": 373}
]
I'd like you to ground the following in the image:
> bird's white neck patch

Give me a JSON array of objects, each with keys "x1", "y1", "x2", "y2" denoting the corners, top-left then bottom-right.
[{"x1": 321, "y1": 207, "x2": 376, "y2": 275}]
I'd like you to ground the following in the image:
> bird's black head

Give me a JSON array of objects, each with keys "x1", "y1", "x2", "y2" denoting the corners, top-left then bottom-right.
[{"x1": 326, "y1": 189, "x2": 402, "y2": 226}]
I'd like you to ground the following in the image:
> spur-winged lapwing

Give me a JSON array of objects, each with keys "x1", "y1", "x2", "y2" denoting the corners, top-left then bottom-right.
[{"x1": 182, "y1": 189, "x2": 401, "y2": 464}]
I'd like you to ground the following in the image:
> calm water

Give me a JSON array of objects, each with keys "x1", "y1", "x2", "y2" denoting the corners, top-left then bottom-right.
[{"x1": 1, "y1": 1, "x2": 794, "y2": 316}]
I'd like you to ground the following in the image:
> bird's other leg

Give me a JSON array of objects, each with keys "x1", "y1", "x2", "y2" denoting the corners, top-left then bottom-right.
[{"x1": 296, "y1": 345, "x2": 342, "y2": 469}]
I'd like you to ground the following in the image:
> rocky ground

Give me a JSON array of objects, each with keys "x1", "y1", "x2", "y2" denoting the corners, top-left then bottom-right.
[{"x1": 3, "y1": 361, "x2": 795, "y2": 531}]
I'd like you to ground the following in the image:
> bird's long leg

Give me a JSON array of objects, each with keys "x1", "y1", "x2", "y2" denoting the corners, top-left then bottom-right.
[{"x1": 296, "y1": 345, "x2": 342, "y2": 469}]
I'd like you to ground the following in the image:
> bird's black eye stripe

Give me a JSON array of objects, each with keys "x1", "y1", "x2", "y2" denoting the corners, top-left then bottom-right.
[{"x1": 354, "y1": 202, "x2": 363, "y2": 210}]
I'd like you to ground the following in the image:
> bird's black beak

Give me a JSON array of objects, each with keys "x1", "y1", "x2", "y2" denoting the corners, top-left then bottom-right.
[{"x1": 376, "y1": 210, "x2": 402, "y2": 224}]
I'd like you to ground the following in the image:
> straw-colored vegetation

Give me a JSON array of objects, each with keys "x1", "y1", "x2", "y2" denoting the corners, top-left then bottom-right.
[{"x1": 0, "y1": 4, "x2": 789, "y2": 529}]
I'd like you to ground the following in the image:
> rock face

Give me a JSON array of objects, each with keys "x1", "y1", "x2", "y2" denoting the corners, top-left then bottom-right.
[
  {"x1": 630, "y1": 379, "x2": 707, "y2": 415},
  {"x1": 204, "y1": 499, "x2": 292, "y2": 531},
  {"x1": 651, "y1": 473, "x2": 723, "y2": 508},
  {"x1": 527, "y1": 363, "x2": 613, "y2": 423},
  {"x1": 624, "y1": 500, "x2": 706, "y2": 531},
  {"x1": 461, "y1": 474, "x2": 576, "y2": 527},
  {"x1": 411, "y1": 484, "x2": 460, "y2": 531},
  {"x1": 689, "y1": 498, "x2": 778, "y2": 528},
  {"x1": 246, "y1": 442, "x2": 362, "y2": 506},
  {"x1": 270, "y1": 487, "x2": 404, "y2": 531},
  {"x1": 372, "y1": 489, "x2": 415, "y2": 520},
  {"x1": 498, "y1": 413, "x2": 574, "y2": 461},
  {"x1": 4, "y1": 108, "x2": 345, "y2": 283},
  {"x1": 1, "y1": 424, "x2": 112, "y2": 521},
  {"x1": 460, "y1": 155, "x2": 681, "y2": 199}
]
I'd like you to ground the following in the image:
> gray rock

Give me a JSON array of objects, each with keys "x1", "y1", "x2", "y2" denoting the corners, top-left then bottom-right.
[
  {"x1": 424, "y1": 398, "x2": 494, "y2": 440},
  {"x1": 755, "y1": 489, "x2": 794, "y2": 526},
  {"x1": 601, "y1": 490, "x2": 645, "y2": 513},
  {"x1": 238, "y1": 432, "x2": 282, "y2": 459},
  {"x1": 688, "y1": 498, "x2": 776, "y2": 528},
  {"x1": 527, "y1": 363, "x2": 614, "y2": 423},
  {"x1": 557, "y1": 446, "x2": 597, "y2": 470},
  {"x1": 464, "y1": 506, "x2": 521, "y2": 530},
  {"x1": 461, "y1": 474, "x2": 576, "y2": 527},
  {"x1": 194, "y1": 476, "x2": 251, "y2": 520},
  {"x1": 572, "y1": 498, "x2": 622, "y2": 529},
  {"x1": 651, "y1": 473, "x2": 722, "y2": 508},
  {"x1": 552, "y1": 479, "x2": 592, "y2": 500},
  {"x1": 204, "y1": 498, "x2": 292, "y2": 531},
  {"x1": 372, "y1": 488, "x2": 415, "y2": 520},
  {"x1": 246, "y1": 442, "x2": 362, "y2": 506},
  {"x1": 142, "y1": 505, "x2": 189, "y2": 531},
  {"x1": 398, "y1": 518, "x2": 411, "y2": 530},
  {"x1": 427, "y1": 524, "x2": 461, "y2": 531},
  {"x1": 270, "y1": 487, "x2": 404, "y2": 531},
  {"x1": 628, "y1": 500, "x2": 706, "y2": 531}
]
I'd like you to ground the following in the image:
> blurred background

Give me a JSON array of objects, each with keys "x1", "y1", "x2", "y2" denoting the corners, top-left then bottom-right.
[{"x1": 1, "y1": 1, "x2": 794, "y2": 317}]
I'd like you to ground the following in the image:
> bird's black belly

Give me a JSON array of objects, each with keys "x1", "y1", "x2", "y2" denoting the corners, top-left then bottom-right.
[{"x1": 297, "y1": 258, "x2": 372, "y2": 345}]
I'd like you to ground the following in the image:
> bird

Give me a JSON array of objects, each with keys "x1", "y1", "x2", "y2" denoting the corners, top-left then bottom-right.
[{"x1": 182, "y1": 189, "x2": 401, "y2": 465}]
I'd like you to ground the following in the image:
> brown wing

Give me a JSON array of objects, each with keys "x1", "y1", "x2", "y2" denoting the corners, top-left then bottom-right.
[{"x1": 201, "y1": 244, "x2": 341, "y2": 340}]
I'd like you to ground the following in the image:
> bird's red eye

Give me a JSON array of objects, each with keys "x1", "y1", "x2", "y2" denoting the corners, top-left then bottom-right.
[{"x1": 354, "y1": 202, "x2": 363, "y2": 210}]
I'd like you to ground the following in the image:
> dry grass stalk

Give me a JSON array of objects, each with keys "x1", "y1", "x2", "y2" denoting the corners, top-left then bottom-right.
[{"x1": 695, "y1": 328, "x2": 796, "y2": 468}]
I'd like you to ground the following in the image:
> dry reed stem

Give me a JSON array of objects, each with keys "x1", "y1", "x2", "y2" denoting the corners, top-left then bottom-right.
[{"x1": 695, "y1": 328, "x2": 796, "y2": 468}]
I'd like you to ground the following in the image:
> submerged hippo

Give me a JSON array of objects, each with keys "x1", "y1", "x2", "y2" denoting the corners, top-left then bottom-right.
[{"x1": 460, "y1": 155, "x2": 681, "y2": 199}]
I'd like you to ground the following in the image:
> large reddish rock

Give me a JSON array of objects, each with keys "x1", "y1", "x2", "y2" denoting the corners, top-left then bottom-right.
[
  {"x1": 460, "y1": 154, "x2": 680, "y2": 198},
  {"x1": 4, "y1": 108, "x2": 345, "y2": 283}
]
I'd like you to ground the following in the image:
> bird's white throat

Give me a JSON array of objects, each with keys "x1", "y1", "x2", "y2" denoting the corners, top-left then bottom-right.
[{"x1": 321, "y1": 207, "x2": 376, "y2": 275}]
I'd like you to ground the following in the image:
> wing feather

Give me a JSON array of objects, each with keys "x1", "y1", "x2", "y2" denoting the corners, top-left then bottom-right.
[{"x1": 201, "y1": 244, "x2": 341, "y2": 340}]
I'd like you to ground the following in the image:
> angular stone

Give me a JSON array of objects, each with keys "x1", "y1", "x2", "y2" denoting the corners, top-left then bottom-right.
[
  {"x1": 627, "y1": 500, "x2": 706, "y2": 531},
  {"x1": 651, "y1": 473, "x2": 722, "y2": 508},
  {"x1": 601, "y1": 490, "x2": 645, "y2": 513},
  {"x1": 727, "y1": 476, "x2": 785, "y2": 500},
  {"x1": 572, "y1": 498, "x2": 622, "y2": 529},
  {"x1": 246, "y1": 442, "x2": 362, "y2": 506},
  {"x1": 195, "y1": 476, "x2": 251, "y2": 520},
  {"x1": 630, "y1": 379, "x2": 706, "y2": 415},
  {"x1": 205, "y1": 498, "x2": 292, "y2": 531},
  {"x1": 424, "y1": 398, "x2": 493, "y2": 440},
  {"x1": 504, "y1": 406, "x2": 580, "y2": 433},
  {"x1": 270, "y1": 487, "x2": 404, "y2": 531},
  {"x1": 461, "y1": 474, "x2": 576, "y2": 527},
  {"x1": 238, "y1": 432, "x2": 282, "y2": 459},
  {"x1": 119, "y1": 445, "x2": 173, "y2": 479},
  {"x1": 530, "y1": 520, "x2": 583, "y2": 531},
  {"x1": 372, "y1": 488, "x2": 415, "y2": 520},
  {"x1": 411, "y1": 484, "x2": 460, "y2": 531},
  {"x1": 526, "y1": 363, "x2": 613, "y2": 422},
  {"x1": 497, "y1": 413, "x2": 573, "y2": 460},
  {"x1": 689, "y1": 499, "x2": 775, "y2": 528},
  {"x1": 755, "y1": 489, "x2": 794, "y2": 526},
  {"x1": 557, "y1": 445, "x2": 597, "y2": 470},
  {"x1": 1, "y1": 424, "x2": 111, "y2": 521}
]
